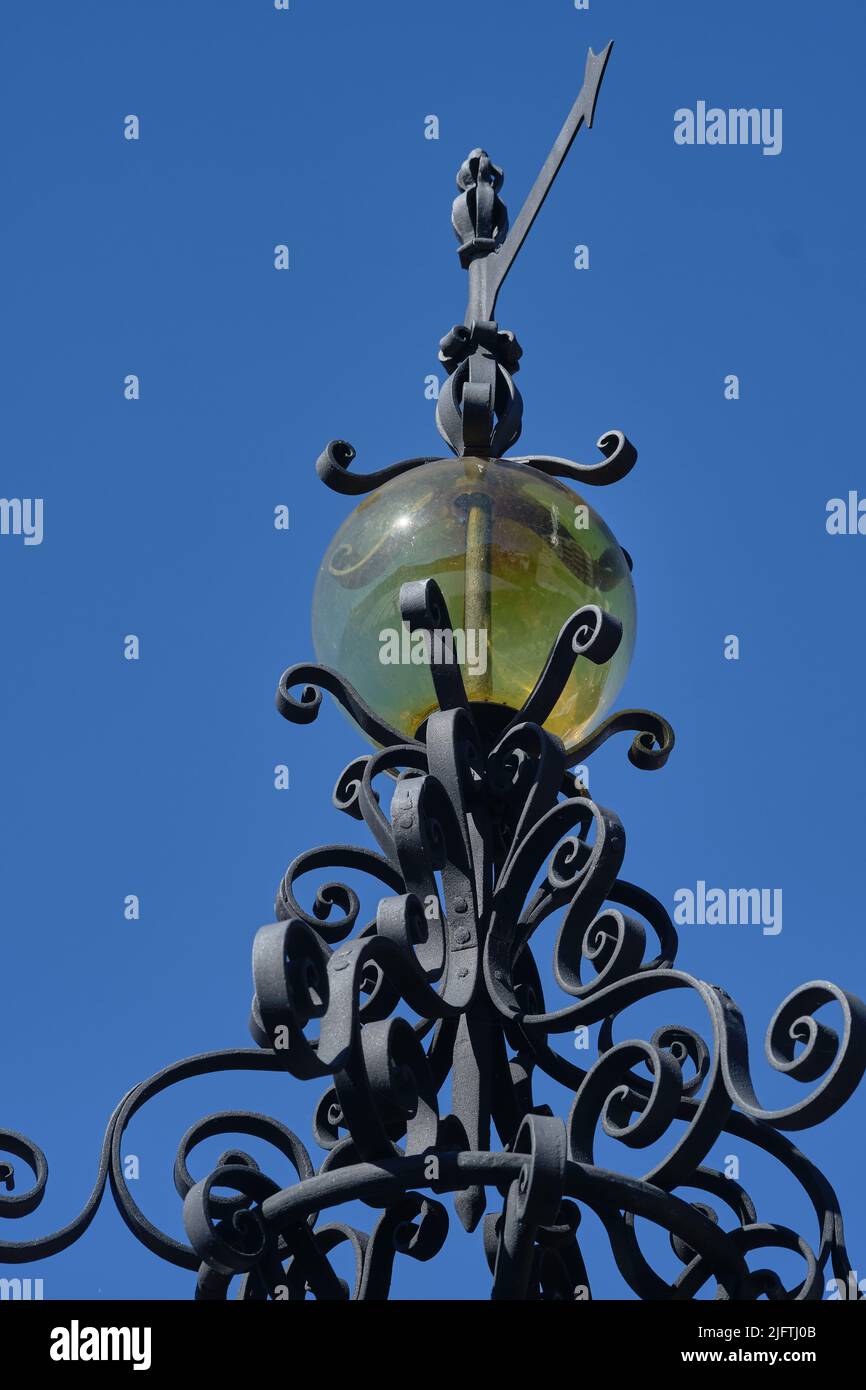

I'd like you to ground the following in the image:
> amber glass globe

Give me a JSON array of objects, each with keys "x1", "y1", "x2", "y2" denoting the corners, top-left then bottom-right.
[{"x1": 312, "y1": 456, "x2": 635, "y2": 749}]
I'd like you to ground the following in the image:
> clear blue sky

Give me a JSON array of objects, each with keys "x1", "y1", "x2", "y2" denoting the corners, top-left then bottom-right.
[{"x1": 1, "y1": 0, "x2": 864, "y2": 1299}]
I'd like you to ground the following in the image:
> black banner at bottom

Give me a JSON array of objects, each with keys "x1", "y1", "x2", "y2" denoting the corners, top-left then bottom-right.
[{"x1": 0, "y1": 1296, "x2": 860, "y2": 1377}]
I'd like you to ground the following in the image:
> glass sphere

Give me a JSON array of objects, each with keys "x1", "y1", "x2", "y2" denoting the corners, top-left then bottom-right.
[{"x1": 312, "y1": 456, "x2": 635, "y2": 749}]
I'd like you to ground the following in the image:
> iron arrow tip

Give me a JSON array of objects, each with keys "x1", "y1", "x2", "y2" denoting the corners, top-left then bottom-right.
[{"x1": 585, "y1": 41, "x2": 614, "y2": 128}]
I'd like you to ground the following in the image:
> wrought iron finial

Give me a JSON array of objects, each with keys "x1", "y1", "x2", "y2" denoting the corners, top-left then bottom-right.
[
  {"x1": 3, "y1": 35, "x2": 862, "y2": 1311},
  {"x1": 436, "y1": 42, "x2": 615, "y2": 458},
  {"x1": 313, "y1": 42, "x2": 637, "y2": 497}
]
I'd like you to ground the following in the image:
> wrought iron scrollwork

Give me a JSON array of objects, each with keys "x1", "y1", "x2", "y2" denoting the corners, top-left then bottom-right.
[
  {"x1": 2, "y1": 38, "x2": 862, "y2": 1308},
  {"x1": 4, "y1": 578, "x2": 863, "y2": 1300}
]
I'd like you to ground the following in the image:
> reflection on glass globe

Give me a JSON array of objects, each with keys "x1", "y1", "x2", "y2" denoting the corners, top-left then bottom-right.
[{"x1": 312, "y1": 456, "x2": 635, "y2": 749}]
